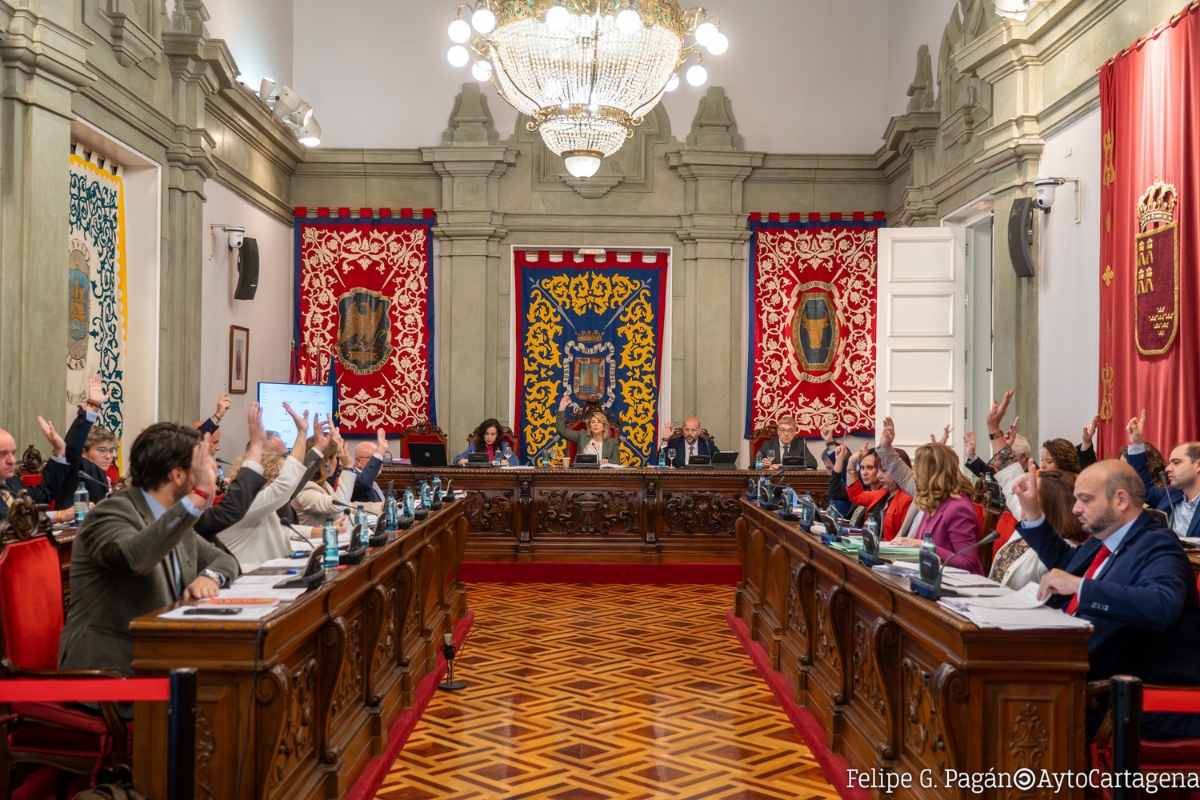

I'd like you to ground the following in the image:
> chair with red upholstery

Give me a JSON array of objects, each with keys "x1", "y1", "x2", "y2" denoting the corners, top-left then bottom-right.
[
  {"x1": 749, "y1": 426, "x2": 777, "y2": 463},
  {"x1": 0, "y1": 497, "x2": 130, "y2": 798},
  {"x1": 560, "y1": 404, "x2": 620, "y2": 462},
  {"x1": 398, "y1": 422, "x2": 448, "y2": 460}
]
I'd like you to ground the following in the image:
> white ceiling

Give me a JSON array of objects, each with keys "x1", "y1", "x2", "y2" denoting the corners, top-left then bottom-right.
[{"x1": 205, "y1": 0, "x2": 959, "y2": 155}]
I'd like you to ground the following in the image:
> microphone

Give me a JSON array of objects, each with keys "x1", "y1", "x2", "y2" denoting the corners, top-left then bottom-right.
[
  {"x1": 443, "y1": 632, "x2": 453, "y2": 647},
  {"x1": 910, "y1": 531, "x2": 999, "y2": 600},
  {"x1": 215, "y1": 457, "x2": 233, "y2": 466},
  {"x1": 1159, "y1": 470, "x2": 1178, "y2": 532},
  {"x1": 77, "y1": 470, "x2": 110, "y2": 492},
  {"x1": 438, "y1": 631, "x2": 466, "y2": 691}
]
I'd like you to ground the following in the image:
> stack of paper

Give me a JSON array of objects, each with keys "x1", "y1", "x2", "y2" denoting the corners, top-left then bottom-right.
[{"x1": 940, "y1": 584, "x2": 1092, "y2": 630}]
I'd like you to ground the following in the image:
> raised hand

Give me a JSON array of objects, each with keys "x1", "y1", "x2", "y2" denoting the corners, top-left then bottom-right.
[
  {"x1": 1081, "y1": 414, "x2": 1100, "y2": 451},
  {"x1": 932, "y1": 424, "x2": 951, "y2": 445},
  {"x1": 833, "y1": 443, "x2": 849, "y2": 470},
  {"x1": 246, "y1": 402, "x2": 267, "y2": 462},
  {"x1": 964, "y1": 430, "x2": 977, "y2": 461},
  {"x1": 190, "y1": 436, "x2": 219, "y2": 501},
  {"x1": 986, "y1": 390, "x2": 1015, "y2": 434},
  {"x1": 878, "y1": 417, "x2": 896, "y2": 449},
  {"x1": 1010, "y1": 460, "x2": 1041, "y2": 521},
  {"x1": 212, "y1": 393, "x2": 232, "y2": 422},
  {"x1": 335, "y1": 430, "x2": 352, "y2": 467},
  {"x1": 282, "y1": 403, "x2": 310, "y2": 437},
  {"x1": 86, "y1": 374, "x2": 108, "y2": 409},
  {"x1": 847, "y1": 442, "x2": 868, "y2": 468},
  {"x1": 663, "y1": 421, "x2": 675, "y2": 440},
  {"x1": 820, "y1": 423, "x2": 835, "y2": 444},
  {"x1": 559, "y1": 394, "x2": 570, "y2": 412},
  {"x1": 311, "y1": 415, "x2": 332, "y2": 453},
  {"x1": 1127, "y1": 409, "x2": 1145, "y2": 447},
  {"x1": 374, "y1": 428, "x2": 389, "y2": 457},
  {"x1": 37, "y1": 416, "x2": 66, "y2": 457}
]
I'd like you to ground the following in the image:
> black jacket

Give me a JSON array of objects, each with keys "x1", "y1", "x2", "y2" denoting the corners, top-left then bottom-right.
[{"x1": 1, "y1": 407, "x2": 94, "y2": 515}]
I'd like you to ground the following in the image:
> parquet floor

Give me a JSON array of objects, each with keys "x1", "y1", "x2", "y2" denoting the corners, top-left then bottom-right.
[{"x1": 374, "y1": 583, "x2": 836, "y2": 800}]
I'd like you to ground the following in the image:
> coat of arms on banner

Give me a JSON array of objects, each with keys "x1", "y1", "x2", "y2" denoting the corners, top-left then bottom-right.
[
  {"x1": 336, "y1": 289, "x2": 392, "y2": 375},
  {"x1": 68, "y1": 240, "x2": 91, "y2": 370},
  {"x1": 1135, "y1": 179, "x2": 1179, "y2": 356},
  {"x1": 792, "y1": 285, "x2": 840, "y2": 376}
]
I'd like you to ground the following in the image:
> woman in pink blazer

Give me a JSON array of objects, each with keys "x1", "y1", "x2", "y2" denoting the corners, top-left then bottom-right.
[{"x1": 892, "y1": 442, "x2": 984, "y2": 574}]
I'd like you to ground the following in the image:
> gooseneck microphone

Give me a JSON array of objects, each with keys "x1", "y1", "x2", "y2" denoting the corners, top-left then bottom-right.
[
  {"x1": 77, "y1": 470, "x2": 109, "y2": 491},
  {"x1": 1159, "y1": 471, "x2": 1178, "y2": 533},
  {"x1": 910, "y1": 531, "x2": 999, "y2": 600}
]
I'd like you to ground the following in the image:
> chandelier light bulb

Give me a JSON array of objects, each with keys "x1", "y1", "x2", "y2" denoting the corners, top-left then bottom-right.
[
  {"x1": 546, "y1": 5, "x2": 570, "y2": 31},
  {"x1": 686, "y1": 63, "x2": 708, "y2": 87},
  {"x1": 448, "y1": 18, "x2": 472, "y2": 43},
  {"x1": 707, "y1": 32, "x2": 728, "y2": 55},
  {"x1": 472, "y1": 61, "x2": 491, "y2": 81},
  {"x1": 448, "y1": 44, "x2": 470, "y2": 67},
  {"x1": 471, "y1": 7, "x2": 496, "y2": 33},
  {"x1": 695, "y1": 21, "x2": 718, "y2": 47},
  {"x1": 616, "y1": 8, "x2": 642, "y2": 34},
  {"x1": 564, "y1": 151, "x2": 602, "y2": 179},
  {"x1": 665, "y1": 74, "x2": 680, "y2": 92}
]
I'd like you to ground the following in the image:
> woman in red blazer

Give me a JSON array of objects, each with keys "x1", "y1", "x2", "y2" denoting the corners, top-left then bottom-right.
[
  {"x1": 833, "y1": 443, "x2": 913, "y2": 541},
  {"x1": 892, "y1": 442, "x2": 983, "y2": 574}
]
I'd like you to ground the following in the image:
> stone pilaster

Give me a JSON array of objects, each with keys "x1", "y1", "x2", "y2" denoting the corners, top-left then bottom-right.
[{"x1": 0, "y1": 5, "x2": 95, "y2": 446}]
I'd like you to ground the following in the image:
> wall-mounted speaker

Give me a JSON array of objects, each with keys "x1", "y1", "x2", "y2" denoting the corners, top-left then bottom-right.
[
  {"x1": 1007, "y1": 197, "x2": 1036, "y2": 278},
  {"x1": 234, "y1": 237, "x2": 259, "y2": 300}
]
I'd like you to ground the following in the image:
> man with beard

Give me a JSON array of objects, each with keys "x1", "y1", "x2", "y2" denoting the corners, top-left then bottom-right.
[{"x1": 1010, "y1": 459, "x2": 1200, "y2": 739}]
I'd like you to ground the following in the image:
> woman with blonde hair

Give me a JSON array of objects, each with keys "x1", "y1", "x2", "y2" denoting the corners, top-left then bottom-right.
[
  {"x1": 891, "y1": 440, "x2": 984, "y2": 574},
  {"x1": 555, "y1": 393, "x2": 621, "y2": 465},
  {"x1": 292, "y1": 427, "x2": 384, "y2": 525}
]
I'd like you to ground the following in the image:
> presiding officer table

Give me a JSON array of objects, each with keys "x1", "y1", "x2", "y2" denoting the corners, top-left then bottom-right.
[
  {"x1": 129, "y1": 500, "x2": 469, "y2": 800},
  {"x1": 378, "y1": 465, "x2": 832, "y2": 563},
  {"x1": 735, "y1": 500, "x2": 1092, "y2": 799}
]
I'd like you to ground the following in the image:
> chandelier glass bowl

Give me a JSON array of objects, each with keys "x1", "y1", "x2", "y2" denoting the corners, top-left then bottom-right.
[{"x1": 446, "y1": 0, "x2": 726, "y2": 178}]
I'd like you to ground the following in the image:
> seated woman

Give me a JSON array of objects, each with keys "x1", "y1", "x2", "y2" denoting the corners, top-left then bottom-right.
[
  {"x1": 219, "y1": 405, "x2": 347, "y2": 571},
  {"x1": 54, "y1": 425, "x2": 118, "y2": 509},
  {"x1": 555, "y1": 394, "x2": 620, "y2": 465},
  {"x1": 891, "y1": 441, "x2": 984, "y2": 574},
  {"x1": 989, "y1": 470, "x2": 1084, "y2": 589},
  {"x1": 455, "y1": 418, "x2": 520, "y2": 466},
  {"x1": 1040, "y1": 438, "x2": 1081, "y2": 474},
  {"x1": 831, "y1": 443, "x2": 913, "y2": 540},
  {"x1": 293, "y1": 429, "x2": 383, "y2": 526}
]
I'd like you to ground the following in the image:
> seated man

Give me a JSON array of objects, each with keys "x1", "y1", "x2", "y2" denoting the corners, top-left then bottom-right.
[
  {"x1": 1011, "y1": 460, "x2": 1200, "y2": 740},
  {"x1": 59, "y1": 421, "x2": 238, "y2": 686},
  {"x1": 1, "y1": 375, "x2": 106, "y2": 518},
  {"x1": 758, "y1": 416, "x2": 816, "y2": 470},
  {"x1": 348, "y1": 430, "x2": 390, "y2": 503},
  {"x1": 1125, "y1": 410, "x2": 1200, "y2": 538},
  {"x1": 658, "y1": 418, "x2": 718, "y2": 467}
]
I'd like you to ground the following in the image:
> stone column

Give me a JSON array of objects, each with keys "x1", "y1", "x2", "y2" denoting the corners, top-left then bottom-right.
[
  {"x1": 0, "y1": 7, "x2": 94, "y2": 446},
  {"x1": 423, "y1": 84, "x2": 517, "y2": 450},
  {"x1": 669, "y1": 88, "x2": 762, "y2": 451}
]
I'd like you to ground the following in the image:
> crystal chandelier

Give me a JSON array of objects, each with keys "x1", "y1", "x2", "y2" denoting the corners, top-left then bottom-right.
[{"x1": 446, "y1": 0, "x2": 728, "y2": 178}]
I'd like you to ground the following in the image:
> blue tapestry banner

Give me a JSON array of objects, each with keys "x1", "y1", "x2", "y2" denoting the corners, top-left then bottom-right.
[{"x1": 514, "y1": 250, "x2": 669, "y2": 466}]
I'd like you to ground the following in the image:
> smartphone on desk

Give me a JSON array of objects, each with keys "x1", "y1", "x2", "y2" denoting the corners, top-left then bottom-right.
[{"x1": 182, "y1": 607, "x2": 243, "y2": 616}]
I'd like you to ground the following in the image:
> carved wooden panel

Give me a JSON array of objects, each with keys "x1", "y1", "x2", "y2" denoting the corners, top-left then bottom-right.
[
  {"x1": 534, "y1": 489, "x2": 641, "y2": 536},
  {"x1": 257, "y1": 659, "x2": 317, "y2": 797},
  {"x1": 661, "y1": 491, "x2": 741, "y2": 535},
  {"x1": 462, "y1": 489, "x2": 515, "y2": 534}
]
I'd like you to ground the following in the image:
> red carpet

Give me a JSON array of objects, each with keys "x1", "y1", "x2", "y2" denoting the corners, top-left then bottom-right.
[
  {"x1": 461, "y1": 561, "x2": 741, "y2": 584},
  {"x1": 727, "y1": 609, "x2": 868, "y2": 800},
  {"x1": 345, "y1": 611, "x2": 474, "y2": 800}
]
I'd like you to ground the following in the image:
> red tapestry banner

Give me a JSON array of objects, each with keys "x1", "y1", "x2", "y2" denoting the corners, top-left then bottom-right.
[
  {"x1": 292, "y1": 209, "x2": 436, "y2": 434},
  {"x1": 746, "y1": 216, "x2": 884, "y2": 438},
  {"x1": 1099, "y1": 4, "x2": 1200, "y2": 457}
]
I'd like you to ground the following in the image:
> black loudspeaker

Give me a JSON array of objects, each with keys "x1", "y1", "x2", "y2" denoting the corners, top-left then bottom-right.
[
  {"x1": 234, "y1": 237, "x2": 259, "y2": 300},
  {"x1": 1007, "y1": 197, "x2": 1036, "y2": 278}
]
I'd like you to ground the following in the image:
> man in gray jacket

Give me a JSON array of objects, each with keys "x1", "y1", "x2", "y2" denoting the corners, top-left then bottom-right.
[{"x1": 59, "y1": 420, "x2": 237, "y2": 683}]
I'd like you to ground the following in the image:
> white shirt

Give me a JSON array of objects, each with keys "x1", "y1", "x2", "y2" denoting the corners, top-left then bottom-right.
[
  {"x1": 218, "y1": 456, "x2": 314, "y2": 571},
  {"x1": 584, "y1": 439, "x2": 603, "y2": 458}
]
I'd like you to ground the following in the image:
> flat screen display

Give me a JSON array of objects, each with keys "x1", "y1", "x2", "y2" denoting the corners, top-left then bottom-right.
[{"x1": 257, "y1": 382, "x2": 335, "y2": 443}]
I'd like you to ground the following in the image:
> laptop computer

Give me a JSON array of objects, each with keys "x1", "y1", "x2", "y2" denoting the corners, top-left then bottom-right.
[
  {"x1": 711, "y1": 451, "x2": 739, "y2": 467},
  {"x1": 410, "y1": 443, "x2": 448, "y2": 467}
]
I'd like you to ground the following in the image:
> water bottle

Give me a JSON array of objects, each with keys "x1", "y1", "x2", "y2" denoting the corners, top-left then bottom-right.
[
  {"x1": 754, "y1": 451, "x2": 763, "y2": 470},
  {"x1": 921, "y1": 532, "x2": 937, "y2": 555},
  {"x1": 386, "y1": 496, "x2": 399, "y2": 531},
  {"x1": 404, "y1": 488, "x2": 415, "y2": 517},
  {"x1": 73, "y1": 484, "x2": 89, "y2": 525},
  {"x1": 432, "y1": 475, "x2": 443, "y2": 503},
  {"x1": 865, "y1": 515, "x2": 880, "y2": 543},
  {"x1": 322, "y1": 520, "x2": 339, "y2": 568},
  {"x1": 799, "y1": 493, "x2": 816, "y2": 527},
  {"x1": 356, "y1": 506, "x2": 369, "y2": 548},
  {"x1": 217, "y1": 465, "x2": 225, "y2": 484},
  {"x1": 420, "y1": 482, "x2": 432, "y2": 508},
  {"x1": 493, "y1": 450, "x2": 502, "y2": 467},
  {"x1": 658, "y1": 446, "x2": 667, "y2": 469}
]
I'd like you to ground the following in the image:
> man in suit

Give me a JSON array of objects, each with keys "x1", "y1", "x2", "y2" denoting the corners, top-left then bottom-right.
[
  {"x1": 349, "y1": 430, "x2": 389, "y2": 503},
  {"x1": 658, "y1": 418, "x2": 718, "y2": 467},
  {"x1": 0, "y1": 374, "x2": 106, "y2": 518},
  {"x1": 192, "y1": 403, "x2": 271, "y2": 557},
  {"x1": 1011, "y1": 459, "x2": 1200, "y2": 740},
  {"x1": 59, "y1": 421, "x2": 238, "y2": 687},
  {"x1": 1125, "y1": 410, "x2": 1200, "y2": 538},
  {"x1": 759, "y1": 416, "x2": 816, "y2": 470}
]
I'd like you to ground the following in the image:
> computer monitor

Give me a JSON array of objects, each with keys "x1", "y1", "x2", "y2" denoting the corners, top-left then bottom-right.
[{"x1": 257, "y1": 382, "x2": 336, "y2": 442}]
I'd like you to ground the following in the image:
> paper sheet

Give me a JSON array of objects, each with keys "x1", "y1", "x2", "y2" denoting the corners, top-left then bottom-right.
[
  {"x1": 261, "y1": 556, "x2": 311, "y2": 568},
  {"x1": 158, "y1": 605, "x2": 279, "y2": 621},
  {"x1": 940, "y1": 603, "x2": 1092, "y2": 630},
  {"x1": 942, "y1": 583, "x2": 1046, "y2": 612}
]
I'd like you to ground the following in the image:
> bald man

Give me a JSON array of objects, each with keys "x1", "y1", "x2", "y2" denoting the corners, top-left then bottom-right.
[
  {"x1": 347, "y1": 430, "x2": 389, "y2": 504},
  {"x1": 0, "y1": 375, "x2": 105, "y2": 517},
  {"x1": 658, "y1": 418, "x2": 719, "y2": 468},
  {"x1": 1011, "y1": 459, "x2": 1200, "y2": 740}
]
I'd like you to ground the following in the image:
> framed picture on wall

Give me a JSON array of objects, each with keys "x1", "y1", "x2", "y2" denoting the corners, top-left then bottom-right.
[{"x1": 229, "y1": 325, "x2": 250, "y2": 394}]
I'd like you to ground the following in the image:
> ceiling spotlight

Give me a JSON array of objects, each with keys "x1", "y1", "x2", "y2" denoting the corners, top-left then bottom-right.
[
  {"x1": 707, "y1": 32, "x2": 728, "y2": 55},
  {"x1": 471, "y1": 6, "x2": 496, "y2": 33},
  {"x1": 994, "y1": 0, "x2": 1044, "y2": 20},
  {"x1": 563, "y1": 151, "x2": 602, "y2": 179},
  {"x1": 449, "y1": 18, "x2": 472, "y2": 43},
  {"x1": 272, "y1": 85, "x2": 302, "y2": 118},
  {"x1": 616, "y1": 8, "x2": 641, "y2": 34},
  {"x1": 546, "y1": 5, "x2": 570, "y2": 31},
  {"x1": 287, "y1": 102, "x2": 314, "y2": 127},
  {"x1": 665, "y1": 74, "x2": 680, "y2": 92},
  {"x1": 259, "y1": 77, "x2": 275, "y2": 98},
  {"x1": 695, "y1": 21, "x2": 718, "y2": 47},
  {"x1": 448, "y1": 44, "x2": 470, "y2": 68},
  {"x1": 686, "y1": 63, "x2": 708, "y2": 87},
  {"x1": 297, "y1": 117, "x2": 321, "y2": 147},
  {"x1": 472, "y1": 61, "x2": 492, "y2": 81}
]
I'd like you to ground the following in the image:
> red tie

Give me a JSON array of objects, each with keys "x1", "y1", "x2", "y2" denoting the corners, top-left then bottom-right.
[{"x1": 1065, "y1": 544, "x2": 1111, "y2": 615}]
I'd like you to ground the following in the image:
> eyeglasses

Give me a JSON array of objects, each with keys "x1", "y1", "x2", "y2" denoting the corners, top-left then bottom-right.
[
  {"x1": 91, "y1": 447, "x2": 116, "y2": 455},
  {"x1": 778, "y1": 428, "x2": 796, "y2": 434}
]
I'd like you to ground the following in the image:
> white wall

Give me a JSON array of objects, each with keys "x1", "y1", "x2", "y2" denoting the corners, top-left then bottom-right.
[
  {"x1": 200, "y1": 181, "x2": 295, "y2": 458},
  {"x1": 885, "y1": 0, "x2": 961, "y2": 119},
  {"x1": 1037, "y1": 108, "x2": 1100, "y2": 443},
  {"x1": 204, "y1": 0, "x2": 294, "y2": 91}
]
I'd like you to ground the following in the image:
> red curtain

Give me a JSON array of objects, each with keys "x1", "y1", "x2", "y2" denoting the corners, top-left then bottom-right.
[{"x1": 1099, "y1": 5, "x2": 1200, "y2": 458}]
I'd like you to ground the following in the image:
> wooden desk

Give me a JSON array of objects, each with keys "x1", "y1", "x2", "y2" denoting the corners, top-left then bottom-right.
[
  {"x1": 734, "y1": 501, "x2": 1092, "y2": 798},
  {"x1": 379, "y1": 466, "x2": 832, "y2": 563},
  {"x1": 130, "y1": 501, "x2": 469, "y2": 800}
]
